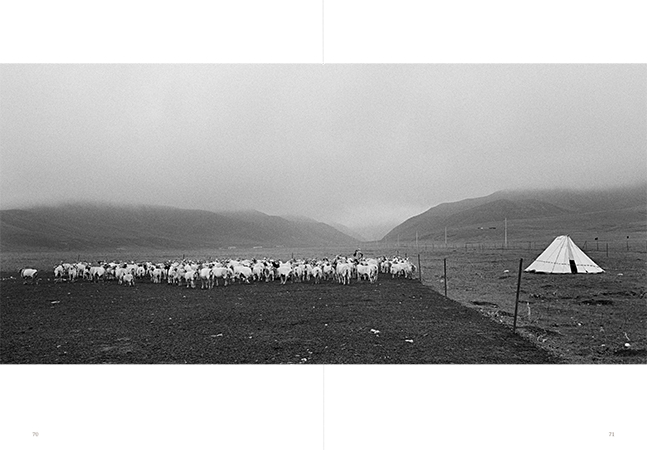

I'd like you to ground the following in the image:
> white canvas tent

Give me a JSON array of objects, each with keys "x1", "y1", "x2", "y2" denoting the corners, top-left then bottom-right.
[{"x1": 525, "y1": 235, "x2": 604, "y2": 274}]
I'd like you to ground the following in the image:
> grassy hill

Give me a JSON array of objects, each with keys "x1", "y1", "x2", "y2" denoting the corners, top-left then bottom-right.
[
  {"x1": 382, "y1": 184, "x2": 647, "y2": 245},
  {"x1": 0, "y1": 204, "x2": 359, "y2": 252}
]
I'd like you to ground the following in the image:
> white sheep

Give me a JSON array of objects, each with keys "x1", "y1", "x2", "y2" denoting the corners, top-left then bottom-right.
[{"x1": 20, "y1": 268, "x2": 38, "y2": 284}]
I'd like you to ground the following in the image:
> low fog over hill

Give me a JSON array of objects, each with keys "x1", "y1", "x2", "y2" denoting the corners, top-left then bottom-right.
[{"x1": 0, "y1": 204, "x2": 359, "y2": 252}]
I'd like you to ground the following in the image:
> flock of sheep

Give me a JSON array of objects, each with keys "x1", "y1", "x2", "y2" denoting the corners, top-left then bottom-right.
[{"x1": 18, "y1": 254, "x2": 417, "y2": 288}]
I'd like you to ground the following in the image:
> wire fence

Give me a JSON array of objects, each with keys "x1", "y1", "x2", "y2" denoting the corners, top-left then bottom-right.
[
  {"x1": 382, "y1": 239, "x2": 647, "y2": 255},
  {"x1": 411, "y1": 247, "x2": 646, "y2": 362}
]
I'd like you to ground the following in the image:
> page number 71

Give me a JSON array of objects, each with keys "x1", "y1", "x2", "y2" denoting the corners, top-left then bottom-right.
[{"x1": 609, "y1": 432, "x2": 615, "y2": 437}]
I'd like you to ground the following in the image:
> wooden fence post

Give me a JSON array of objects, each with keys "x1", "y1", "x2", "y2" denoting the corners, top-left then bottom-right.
[
  {"x1": 443, "y1": 258, "x2": 447, "y2": 298},
  {"x1": 513, "y1": 258, "x2": 523, "y2": 333},
  {"x1": 417, "y1": 254, "x2": 422, "y2": 283}
]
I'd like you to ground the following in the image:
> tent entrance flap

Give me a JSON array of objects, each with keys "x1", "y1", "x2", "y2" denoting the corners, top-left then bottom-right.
[{"x1": 569, "y1": 260, "x2": 578, "y2": 274}]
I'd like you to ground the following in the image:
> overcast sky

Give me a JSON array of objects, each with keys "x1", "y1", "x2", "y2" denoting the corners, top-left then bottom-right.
[{"x1": 1, "y1": 64, "x2": 645, "y2": 236}]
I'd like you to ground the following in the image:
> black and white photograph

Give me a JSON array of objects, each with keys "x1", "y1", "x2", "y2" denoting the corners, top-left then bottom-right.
[{"x1": 1, "y1": 1, "x2": 645, "y2": 449}]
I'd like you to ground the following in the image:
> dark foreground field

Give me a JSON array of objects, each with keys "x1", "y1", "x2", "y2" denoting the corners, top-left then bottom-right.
[{"x1": 1, "y1": 274, "x2": 559, "y2": 364}]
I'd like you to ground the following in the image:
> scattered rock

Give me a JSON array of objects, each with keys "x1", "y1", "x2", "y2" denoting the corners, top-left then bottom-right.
[
  {"x1": 472, "y1": 301, "x2": 498, "y2": 307},
  {"x1": 581, "y1": 299, "x2": 614, "y2": 306}
]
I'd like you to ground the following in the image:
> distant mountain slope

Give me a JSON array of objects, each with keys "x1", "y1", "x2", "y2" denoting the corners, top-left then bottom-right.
[
  {"x1": 279, "y1": 215, "x2": 364, "y2": 247},
  {"x1": 0, "y1": 204, "x2": 359, "y2": 252},
  {"x1": 327, "y1": 222, "x2": 368, "y2": 242},
  {"x1": 383, "y1": 184, "x2": 647, "y2": 242},
  {"x1": 497, "y1": 186, "x2": 647, "y2": 213}
]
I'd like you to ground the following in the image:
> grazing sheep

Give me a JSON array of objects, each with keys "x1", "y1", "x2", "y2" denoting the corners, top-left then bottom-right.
[
  {"x1": 54, "y1": 264, "x2": 65, "y2": 282},
  {"x1": 122, "y1": 273, "x2": 135, "y2": 286},
  {"x1": 211, "y1": 266, "x2": 232, "y2": 287},
  {"x1": 183, "y1": 270, "x2": 197, "y2": 288},
  {"x1": 89, "y1": 266, "x2": 106, "y2": 282},
  {"x1": 199, "y1": 266, "x2": 212, "y2": 289},
  {"x1": 20, "y1": 268, "x2": 38, "y2": 284},
  {"x1": 277, "y1": 262, "x2": 292, "y2": 285}
]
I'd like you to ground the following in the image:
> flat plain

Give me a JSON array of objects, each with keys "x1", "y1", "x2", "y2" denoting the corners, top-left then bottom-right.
[
  {"x1": 1, "y1": 243, "x2": 644, "y2": 364},
  {"x1": 1, "y1": 270, "x2": 556, "y2": 364}
]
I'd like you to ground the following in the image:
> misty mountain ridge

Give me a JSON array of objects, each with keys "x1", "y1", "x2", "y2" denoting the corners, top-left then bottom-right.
[
  {"x1": 2, "y1": 184, "x2": 645, "y2": 251},
  {"x1": 383, "y1": 184, "x2": 647, "y2": 243},
  {"x1": 0, "y1": 204, "x2": 359, "y2": 252}
]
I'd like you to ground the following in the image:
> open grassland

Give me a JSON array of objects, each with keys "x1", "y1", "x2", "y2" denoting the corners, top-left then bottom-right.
[{"x1": 407, "y1": 244, "x2": 646, "y2": 364}]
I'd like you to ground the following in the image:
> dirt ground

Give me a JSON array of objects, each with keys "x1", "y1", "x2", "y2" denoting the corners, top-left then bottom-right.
[{"x1": 1, "y1": 273, "x2": 558, "y2": 364}]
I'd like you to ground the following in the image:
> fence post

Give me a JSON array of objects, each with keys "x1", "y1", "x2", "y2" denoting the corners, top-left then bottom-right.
[
  {"x1": 417, "y1": 254, "x2": 422, "y2": 283},
  {"x1": 443, "y1": 258, "x2": 447, "y2": 298},
  {"x1": 513, "y1": 258, "x2": 523, "y2": 333},
  {"x1": 606, "y1": 243, "x2": 609, "y2": 258}
]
